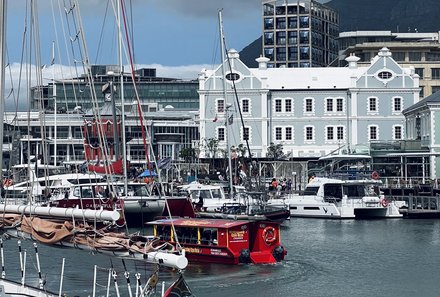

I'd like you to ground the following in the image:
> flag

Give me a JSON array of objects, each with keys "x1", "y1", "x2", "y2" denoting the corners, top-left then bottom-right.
[
  {"x1": 163, "y1": 274, "x2": 194, "y2": 297},
  {"x1": 213, "y1": 114, "x2": 218, "y2": 122},
  {"x1": 157, "y1": 157, "x2": 172, "y2": 170},
  {"x1": 228, "y1": 114, "x2": 234, "y2": 125}
]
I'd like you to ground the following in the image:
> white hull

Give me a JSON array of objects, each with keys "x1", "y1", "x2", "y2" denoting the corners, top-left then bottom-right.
[
  {"x1": 123, "y1": 197, "x2": 165, "y2": 215},
  {"x1": 269, "y1": 195, "x2": 402, "y2": 219}
]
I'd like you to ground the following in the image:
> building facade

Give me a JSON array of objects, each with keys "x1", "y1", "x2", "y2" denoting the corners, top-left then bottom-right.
[
  {"x1": 338, "y1": 31, "x2": 440, "y2": 98},
  {"x1": 262, "y1": 0, "x2": 339, "y2": 68},
  {"x1": 4, "y1": 105, "x2": 199, "y2": 170},
  {"x1": 30, "y1": 65, "x2": 199, "y2": 112},
  {"x1": 199, "y1": 48, "x2": 420, "y2": 159}
]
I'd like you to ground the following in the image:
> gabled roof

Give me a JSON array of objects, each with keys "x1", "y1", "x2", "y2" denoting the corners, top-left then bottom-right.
[{"x1": 403, "y1": 91, "x2": 440, "y2": 114}]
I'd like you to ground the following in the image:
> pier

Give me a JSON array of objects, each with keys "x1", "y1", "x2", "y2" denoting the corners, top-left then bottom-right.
[{"x1": 387, "y1": 195, "x2": 440, "y2": 218}]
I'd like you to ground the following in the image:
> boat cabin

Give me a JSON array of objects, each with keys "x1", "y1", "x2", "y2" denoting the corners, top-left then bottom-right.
[{"x1": 148, "y1": 218, "x2": 286, "y2": 265}]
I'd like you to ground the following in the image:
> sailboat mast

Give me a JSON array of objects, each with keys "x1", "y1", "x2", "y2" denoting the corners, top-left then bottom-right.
[
  {"x1": 0, "y1": 1, "x2": 6, "y2": 186},
  {"x1": 219, "y1": 10, "x2": 234, "y2": 197},
  {"x1": 117, "y1": 0, "x2": 128, "y2": 192}
]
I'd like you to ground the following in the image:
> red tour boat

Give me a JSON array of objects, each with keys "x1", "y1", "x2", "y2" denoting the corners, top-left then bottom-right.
[{"x1": 147, "y1": 217, "x2": 287, "y2": 265}]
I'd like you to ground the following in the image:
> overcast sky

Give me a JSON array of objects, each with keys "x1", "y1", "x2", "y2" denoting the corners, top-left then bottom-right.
[{"x1": 3, "y1": 0, "x2": 329, "y2": 111}]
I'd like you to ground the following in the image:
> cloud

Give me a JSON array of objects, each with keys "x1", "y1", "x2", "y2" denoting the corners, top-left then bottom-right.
[{"x1": 151, "y1": 0, "x2": 261, "y2": 19}]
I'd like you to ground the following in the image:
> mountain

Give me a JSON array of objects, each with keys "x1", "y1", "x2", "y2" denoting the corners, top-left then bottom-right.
[
  {"x1": 326, "y1": 0, "x2": 440, "y2": 32},
  {"x1": 240, "y1": 0, "x2": 440, "y2": 67}
]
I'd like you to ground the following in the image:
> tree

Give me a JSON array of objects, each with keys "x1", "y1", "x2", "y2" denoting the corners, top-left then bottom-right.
[
  {"x1": 204, "y1": 138, "x2": 220, "y2": 173},
  {"x1": 179, "y1": 147, "x2": 196, "y2": 163},
  {"x1": 267, "y1": 142, "x2": 285, "y2": 160}
]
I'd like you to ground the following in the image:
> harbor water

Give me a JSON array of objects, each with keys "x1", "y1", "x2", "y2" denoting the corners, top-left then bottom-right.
[{"x1": 2, "y1": 218, "x2": 440, "y2": 296}]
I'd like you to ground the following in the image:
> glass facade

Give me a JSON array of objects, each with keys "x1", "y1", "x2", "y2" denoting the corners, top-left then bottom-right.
[{"x1": 31, "y1": 66, "x2": 199, "y2": 112}]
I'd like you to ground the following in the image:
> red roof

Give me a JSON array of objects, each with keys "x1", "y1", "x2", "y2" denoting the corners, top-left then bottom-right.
[{"x1": 147, "y1": 218, "x2": 250, "y2": 229}]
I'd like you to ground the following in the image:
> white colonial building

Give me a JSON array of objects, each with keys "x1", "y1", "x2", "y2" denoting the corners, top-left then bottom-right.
[{"x1": 198, "y1": 47, "x2": 420, "y2": 158}]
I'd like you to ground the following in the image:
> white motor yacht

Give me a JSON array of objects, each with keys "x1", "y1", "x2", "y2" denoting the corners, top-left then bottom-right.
[{"x1": 267, "y1": 177, "x2": 402, "y2": 219}]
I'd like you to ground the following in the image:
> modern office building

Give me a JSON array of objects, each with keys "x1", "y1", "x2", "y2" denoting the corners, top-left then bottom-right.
[
  {"x1": 30, "y1": 65, "x2": 199, "y2": 112},
  {"x1": 262, "y1": 0, "x2": 339, "y2": 68},
  {"x1": 337, "y1": 31, "x2": 440, "y2": 98}
]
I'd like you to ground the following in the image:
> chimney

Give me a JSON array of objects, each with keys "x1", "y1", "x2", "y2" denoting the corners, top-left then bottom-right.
[{"x1": 255, "y1": 56, "x2": 270, "y2": 70}]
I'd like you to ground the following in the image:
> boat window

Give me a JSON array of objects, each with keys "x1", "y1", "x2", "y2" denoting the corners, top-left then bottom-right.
[
  {"x1": 303, "y1": 186, "x2": 319, "y2": 195},
  {"x1": 343, "y1": 185, "x2": 367, "y2": 198},
  {"x1": 200, "y1": 228, "x2": 218, "y2": 245},
  {"x1": 199, "y1": 190, "x2": 212, "y2": 199},
  {"x1": 324, "y1": 184, "x2": 342, "y2": 199},
  {"x1": 73, "y1": 187, "x2": 81, "y2": 197},
  {"x1": 174, "y1": 227, "x2": 198, "y2": 244},
  {"x1": 81, "y1": 187, "x2": 93, "y2": 198},
  {"x1": 211, "y1": 189, "x2": 223, "y2": 199}
]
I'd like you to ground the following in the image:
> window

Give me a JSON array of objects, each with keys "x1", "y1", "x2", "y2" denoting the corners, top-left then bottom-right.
[
  {"x1": 369, "y1": 126, "x2": 378, "y2": 140},
  {"x1": 275, "y1": 127, "x2": 282, "y2": 141},
  {"x1": 432, "y1": 86, "x2": 440, "y2": 94},
  {"x1": 409, "y1": 52, "x2": 422, "y2": 61},
  {"x1": 393, "y1": 97, "x2": 402, "y2": 112},
  {"x1": 241, "y1": 99, "x2": 250, "y2": 113},
  {"x1": 226, "y1": 73, "x2": 240, "y2": 81},
  {"x1": 378, "y1": 71, "x2": 393, "y2": 80},
  {"x1": 285, "y1": 127, "x2": 293, "y2": 141},
  {"x1": 392, "y1": 52, "x2": 405, "y2": 62},
  {"x1": 305, "y1": 98, "x2": 313, "y2": 113},
  {"x1": 326, "y1": 126, "x2": 334, "y2": 140},
  {"x1": 368, "y1": 97, "x2": 377, "y2": 112},
  {"x1": 394, "y1": 125, "x2": 402, "y2": 140},
  {"x1": 305, "y1": 126, "x2": 314, "y2": 141},
  {"x1": 326, "y1": 98, "x2": 333, "y2": 112},
  {"x1": 336, "y1": 98, "x2": 343, "y2": 112},
  {"x1": 337, "y1": 126, "x2": 344, "y2": 140},
  {"x1": 415, "y1": 68, "x2": 424, "y2": 78},
  {"x1": 275, "y1": 99, "x2": 282, "y2": 112},
  {"x1": 419, "y1": 86, "x2": 425, "y2": 98},
  {"x1": 217, "y1": 99, "x2": 225, "y2": 113},
  {"x1": 285, "y1": 99, "x2": 292, "y2": 112},
  {"x1": 242, "y1": 127, "x2": 250, "y2": 141},
  {"x1": 217, "y1": 127, "x2": 225, "y2": 141},
  {"x1": 431, "y1": 68, "x2": 440, "y2": 79},
  {"x1": 427, "y1": 53, "x2": 440, "y2": 61}
]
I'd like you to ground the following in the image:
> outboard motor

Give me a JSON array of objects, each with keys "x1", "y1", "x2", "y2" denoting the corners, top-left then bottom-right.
[
  {"x1": 272, "y1": 245, "x2": 286, "y2": 262},
  {"x1": 239, "y1": 248, "x2": 251, "y2": 263}
]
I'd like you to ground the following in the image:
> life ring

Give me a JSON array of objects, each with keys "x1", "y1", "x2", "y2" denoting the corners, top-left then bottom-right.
[
  {"x1": 262, "y1": 226, "x2": 277, "y2": 245},
  {"x1": 371, "y1": 171, "x2": 380, "y2": 180},
  {"x1": 380, "y1": 199, "x2": 389, "y2": 208},
  {"x1": 3, "y1": 179, "x2": 12, "y2": 187}
]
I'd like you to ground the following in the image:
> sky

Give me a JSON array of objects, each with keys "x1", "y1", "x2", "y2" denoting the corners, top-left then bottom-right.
[{"x1": 3, "y1": 0, "x2": 328, "y2": 111}]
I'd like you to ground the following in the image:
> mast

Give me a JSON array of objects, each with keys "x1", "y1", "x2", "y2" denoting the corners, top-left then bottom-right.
[
  {"x1": 0, "y1": 0, "x2": 6, "y2": 192},
  {"x1": 219, "y1": 10, "x2": 234, "y2": 198},
  {"x1": 117, "y1": 0, "x2": 128, "y2": 195}
]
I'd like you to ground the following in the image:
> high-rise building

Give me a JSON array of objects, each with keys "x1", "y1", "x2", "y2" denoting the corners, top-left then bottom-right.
[{"x1": 262, "y1": 0, "x2": 339, "y2": 68}]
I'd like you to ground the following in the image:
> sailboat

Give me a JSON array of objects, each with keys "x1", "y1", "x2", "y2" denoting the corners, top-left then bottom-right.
[{"x1": 0, "y1": 0, "x2": 193, "y2": 270}]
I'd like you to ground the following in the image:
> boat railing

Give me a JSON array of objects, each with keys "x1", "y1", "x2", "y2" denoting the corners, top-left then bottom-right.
[
  {"x1": 313, "y1": 170, "x2": 375, "y2": 181},
  {"x1": 381, "y1": 177, "x2": 438, "y2": 189}
]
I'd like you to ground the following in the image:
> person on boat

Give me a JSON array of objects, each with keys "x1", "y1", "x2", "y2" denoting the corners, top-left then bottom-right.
[
  {"x1": 271, "y1": 178, "x2": 278, "y2": 190},
  {"x1": 194, "y1": 194, "x2": 204, "y2": 212}
]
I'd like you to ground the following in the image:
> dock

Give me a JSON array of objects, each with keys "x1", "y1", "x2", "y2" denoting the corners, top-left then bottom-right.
[{"x1": 387, "y1": 195, "x2": 440, "y2": 218}]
